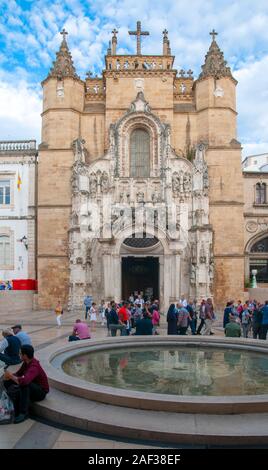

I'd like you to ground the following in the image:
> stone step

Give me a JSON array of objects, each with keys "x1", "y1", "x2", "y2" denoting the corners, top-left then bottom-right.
[
  {"x1": 32, "y1": 388, "x2": 268, "y2": 446},
  {"x1": 0, "y1": 291, "x2": 34, "y2": 313}
]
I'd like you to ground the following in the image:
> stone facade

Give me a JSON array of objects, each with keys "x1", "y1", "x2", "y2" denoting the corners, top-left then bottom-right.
[
  {"x1": 38, "y1": 25, "x2": 245, "y2": 311},
  {"x1": 0, "y1": 140, "x2": 37, "y2": 284}
]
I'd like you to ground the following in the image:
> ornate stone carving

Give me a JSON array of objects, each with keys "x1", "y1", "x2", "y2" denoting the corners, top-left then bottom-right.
[
  {"x1": 209, "y1": 259, "x2": 214, "y2": 284},
  {"x1": 190, "y1": 264, "x2": 196, "y2": 285},
  {"x1": 151, "y1": 190, "x2": 161, "y2": 203},
  {"x1": 172, "y1": 172, "x2": 181, "y2": 196},
  {"x1": 47, "y1": 29, "x2": 80, "y2": 80},
  {"x1": 183, "y1": 172, "x2": 192, "y2": 192},
  {"x1": 245, "y1": 220, "x2": 258, "y2": 233},
  {"x1": 89, "y1": 173, "x2": 97, "y2": 197},
  {"x1": 199, "y1": 31, "x2": 234, "y2": 81},
  {"x1": 100, "y1": 171, "x2": 109, "y2": 193},
  {"x1": 199, "y1": 243, "x2": 206, "y2": 263},
  {"x1": 136, "y1": 191, "x2": 145, "y2": 203}
]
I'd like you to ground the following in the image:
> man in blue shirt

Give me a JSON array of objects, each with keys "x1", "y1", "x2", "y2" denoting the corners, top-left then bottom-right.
[
  {"x1": 84, "y1": 295, "x2": 92, "y2": 320},
  {"x1": 12, "y1": 325, "x2": 32, "y2": 346},
  {"x1": 260, "y1": 301, "x2": 268, "y2": 340}
]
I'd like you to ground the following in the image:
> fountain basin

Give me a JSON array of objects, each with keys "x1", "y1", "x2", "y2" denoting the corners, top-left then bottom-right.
[{"x1": 38, "y1": 336, "x2": 268, "y2": 414}]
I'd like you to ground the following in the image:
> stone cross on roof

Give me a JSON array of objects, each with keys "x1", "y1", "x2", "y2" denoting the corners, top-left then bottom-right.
[
  {"x1": 210, "y1": 29, "x2": 218, "y2": 41},
  {"x1": 163, "y1": 29, "x2": 168, "y2": 39},
  {"x1": 128, "y1": 21, "x2": 149, "y2": 55},
  {"x1": 60, "y1": 28, "x2": 68, "y2": 42},
  {"x1": 112, "y1": 28, "x2": 118, "y2": 39}
]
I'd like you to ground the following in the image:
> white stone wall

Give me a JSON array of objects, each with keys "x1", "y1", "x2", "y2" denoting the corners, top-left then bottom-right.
[{"x1": 0, "y1": 161, "x2": 35, "y2": 281}]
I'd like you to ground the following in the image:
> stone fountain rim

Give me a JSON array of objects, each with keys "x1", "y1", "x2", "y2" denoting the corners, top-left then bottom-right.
[{"x1": 37, "y1": 336, "x2": 268, "y2": 414}]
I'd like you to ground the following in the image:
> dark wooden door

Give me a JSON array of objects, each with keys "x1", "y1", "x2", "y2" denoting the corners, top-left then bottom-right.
[{"x1": 122, "y1": 257, "x2": 159, "y2": 301}]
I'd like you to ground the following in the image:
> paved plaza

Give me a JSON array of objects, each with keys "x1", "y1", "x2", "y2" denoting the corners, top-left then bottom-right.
[{"x1": 0, "y1": 308, "x2": 227, "y2": 449}]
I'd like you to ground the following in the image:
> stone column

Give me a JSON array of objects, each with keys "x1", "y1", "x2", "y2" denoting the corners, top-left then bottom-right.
[
  {"x1": 103, "y1": 253, "x2": 112, "y2": 300},
  {"x1": 113, "y1": 255, "x2": 121, "y2": 302},
  {"x1": 163, "y1": 255, "x2": 171, "y2": 312}
]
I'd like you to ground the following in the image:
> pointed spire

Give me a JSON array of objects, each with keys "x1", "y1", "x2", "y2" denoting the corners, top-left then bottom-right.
[
  {"x1": 199, "y1": 30, "x2": 233, "y2": 80},
  {"x1": 107, "y1": 40, "x2": 112, "y2": 56},
  {"x1": 47, "y1": 29, "x2": 80, "y2": 80},
  {"x1": 163, "y1": 29, "x2": 169, "y2": 55}
]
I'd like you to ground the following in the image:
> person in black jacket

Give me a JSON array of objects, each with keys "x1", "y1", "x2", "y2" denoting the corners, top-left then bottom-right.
[
  {"x1": 135, "y1": 311, "x2": 153, "y2": 335},
  {"x1": 108, "y1": 302, "x2": 125, "y2": 336},
  {"x1": 0, "y1": 328, "x2": 21, "y2": 366}
]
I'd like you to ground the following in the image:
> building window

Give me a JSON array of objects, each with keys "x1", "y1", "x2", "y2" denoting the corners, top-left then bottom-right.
[
  {"x1": 0, "y1": 235, "x2": 11, "y2": 267},
  {"x1": 250, "y1": 236, "x2": 268, "y2": 283},
  {"x1": 255, "y1": 182, "x2": 266, "y2": 204},
  {"x1": 130, "y1": 129, "x2": 150, "y2": 177},
  {"x1": 0, "y1": 180, "x2": 11, "y2": 205}
]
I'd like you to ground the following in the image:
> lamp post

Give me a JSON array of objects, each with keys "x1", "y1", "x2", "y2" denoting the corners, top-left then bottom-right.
[{"x1": 251, "y1": 269, "x2": 257, "y2": 288}]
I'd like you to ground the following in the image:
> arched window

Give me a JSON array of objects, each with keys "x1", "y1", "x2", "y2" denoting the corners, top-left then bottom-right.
[
  {"x1": 255, "y1": 182, "x2": 266, "y2": 204},
  {"x1": 130, "y1": 129, "x2": 150, "y2": 177},
  {"x1": 0, "y1": 235, "x2": 11, "y2": 267},
  {"x1": 250, "y1": 235, "x2": 268, "y2": 283}
]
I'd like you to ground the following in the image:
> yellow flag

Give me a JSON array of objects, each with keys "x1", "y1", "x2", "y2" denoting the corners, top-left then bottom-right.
[{"x1": 17, "y1": 172, "x2": 22, "y2": 190}]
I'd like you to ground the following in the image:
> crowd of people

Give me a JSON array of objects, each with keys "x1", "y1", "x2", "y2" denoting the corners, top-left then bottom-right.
[
  {"x1": 223, "y1": 299, "x2": 268, "y2": 340},
  {"x1": 0, "y1": 280, "x2": 12, "y2": 290}
]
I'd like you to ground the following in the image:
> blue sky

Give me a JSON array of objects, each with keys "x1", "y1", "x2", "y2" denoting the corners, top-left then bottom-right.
[{"x1": 0, "y1": 0, "x2": 268, "y2": 157}]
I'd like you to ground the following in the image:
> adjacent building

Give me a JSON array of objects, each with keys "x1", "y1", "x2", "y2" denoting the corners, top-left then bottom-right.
[{"x1": 0, "y1": 140, "x2": 37, "y2": 288}]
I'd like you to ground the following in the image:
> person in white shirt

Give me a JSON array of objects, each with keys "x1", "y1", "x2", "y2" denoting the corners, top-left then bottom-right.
[
  {"x1": 179, "y1": 295, "x2": 188, "y2": 308},
  {"x1": 134, "y1": 295, "x2": 144, "y2": 308},
  {"x1": 89, "y1": 303, "x2": 97, "y2": 331}
]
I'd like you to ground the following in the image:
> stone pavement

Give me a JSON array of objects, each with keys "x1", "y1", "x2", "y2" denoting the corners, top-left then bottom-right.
[{"x1": 0, "y1": 308, "x2": 225, "y2": 449}]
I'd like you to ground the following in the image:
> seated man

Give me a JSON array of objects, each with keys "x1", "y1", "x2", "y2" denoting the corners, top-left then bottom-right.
[
  {"x1": 3, "y1": 344, "x2": 49, "y2": 423},
  {"x1": 0, "y1": 328, "x2": 21, "y2": 366},
  {"x1": 12, "y1": 325, "x2": 32, "y2": 346},
  {"x1": 225, "y1": 318, "x2": 241, "y2": 338},
  {"x1": 68, "y1": 319, "x2": 91, "y2": 341},
  {"x1": 135, "y1": 311, "x2": 153, "y2": 335}
]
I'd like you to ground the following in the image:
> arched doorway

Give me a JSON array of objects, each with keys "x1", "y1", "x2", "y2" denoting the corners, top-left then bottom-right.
[{"x1": 121, "y1": 234, "x2": 161, "y2": 302}]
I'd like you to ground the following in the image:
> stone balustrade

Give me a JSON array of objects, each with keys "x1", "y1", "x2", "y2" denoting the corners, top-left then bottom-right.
[
  {"x1": 0, "y1": 140, "x2": 37, "y2": 152},
  {"x1": 85, "y1": 79, "x2": 105, "y2": 100},
  {"x1": 174, "y1": 78, "x2": 194, "y2": 98},
  {"x1": 105, "y1": 55, "x2": 174, "y2": 72}
]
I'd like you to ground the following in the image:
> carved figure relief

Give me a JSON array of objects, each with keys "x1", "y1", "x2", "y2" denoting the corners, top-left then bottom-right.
[
  {"x1": 136, "y1": 191, "x2": 145, "y2": 203},
  {"x1": 72, "y1": 138, "x2": 88, "y2": 163},
  {"x1": 89, "y1": 173, "x2": 97, "y2": 197},
  {"x1": 100, "y1": 172, "x2": 109, "y2": 193},
  {"x1": 183, "y1": 172, "x2": 192, "y2": 193},
  {"x1": 190, "y1": 264, "x2": 196, "y2": 285}
]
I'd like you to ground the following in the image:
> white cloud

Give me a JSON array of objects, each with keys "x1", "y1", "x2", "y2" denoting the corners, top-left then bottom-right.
[
  {"x1": 235, "y1": 54, "x2": 268, "y2": 157},
  {"x1": 0, "y1": 76, "x2": 41, "y2": 142},
  {"x1": 0, "y1": 0, "x2": 268, "y2": 156}
]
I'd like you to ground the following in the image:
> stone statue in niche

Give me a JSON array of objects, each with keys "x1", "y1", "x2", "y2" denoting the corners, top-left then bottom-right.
[
  {"x1": 72, "y1": 138, "x2": 87, "y2": 164},
  {"x1": 136, "y1": 191, "x2": 145, "y2": 203},
  {"x1": 190, "y1": 264, "x2": 196, "y2": 285},
  {"x1": 151, "y1": 191, "x2": 160, "y2": 203},
  {"x1": 195, "y1": 209, "x2": 204, "y2": 226},
  {"x1": 89, "y1": 173, "x2": 97, "y2": 196},
  {"x1": 199, "y1": 243, "x2": 206, "y2": 263},
  {"x1": 209, "y1": 259, "x2": 214, "y2": 284},
  {"x1": 100, "y1": 172, "x2": 109, "y2": 193},
  {"x1": 172, "y1": 173, "x2": 180, "y2": 196},
  {"x1": 191, "y1": 242, "x2": 197, "y2": 264},
  {"x1": 203, "y1": 168, "x2": 209, "y2": 190},
  {"x1": 183, "y1": 173, "x2": 192, "y2": 192}
]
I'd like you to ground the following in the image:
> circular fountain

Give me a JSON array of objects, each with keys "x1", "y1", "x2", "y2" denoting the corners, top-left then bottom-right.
[{"x1": 35, "y1": 336, "x2": 268, "y2": 445}]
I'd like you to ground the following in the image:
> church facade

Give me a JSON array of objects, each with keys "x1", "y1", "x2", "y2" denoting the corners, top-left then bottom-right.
[{"x1": 38, "y1": 23, "x2": 245, "y2": 311}]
